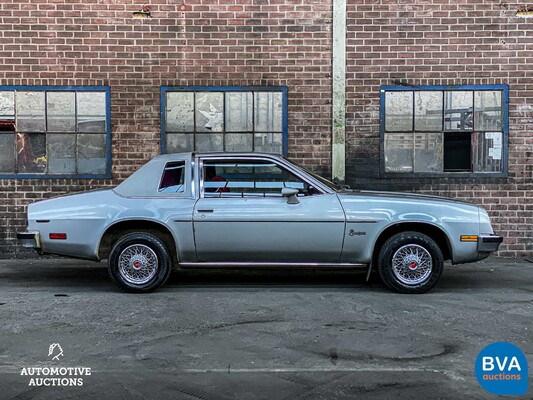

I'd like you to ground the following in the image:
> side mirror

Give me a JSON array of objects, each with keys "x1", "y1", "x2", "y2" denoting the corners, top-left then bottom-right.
[{"x1": 281, "y1": 187, "x2": 300, "y2": 204}]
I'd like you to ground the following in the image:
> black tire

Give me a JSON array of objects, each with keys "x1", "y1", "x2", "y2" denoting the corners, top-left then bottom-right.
[
  {"x1": 377, "y1": 231, "x2": 444, "y2": 294},
  {"x1": 108, "y1": 232, "x2": 172, "y2": 293}
]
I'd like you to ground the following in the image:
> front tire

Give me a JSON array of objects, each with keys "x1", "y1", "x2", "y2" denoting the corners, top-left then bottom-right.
[
  {"x1": 108, "y1": 232, "x2": 172, "y2": 293},
  {"x1": 377, "y1": 231, "x2": 444, "y2": 294}
]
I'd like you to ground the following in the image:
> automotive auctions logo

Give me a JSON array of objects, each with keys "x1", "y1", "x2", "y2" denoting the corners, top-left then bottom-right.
[
  {"x1": 475, "y1": 342, "x2": 528, "y2": 395},
  {"x1": 20, "y1": 343, "x2": 92, "y2": 387}
]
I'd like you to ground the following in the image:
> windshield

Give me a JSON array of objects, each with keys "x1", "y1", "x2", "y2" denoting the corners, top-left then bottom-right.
[{"x1": 286, "y1": 158, "x2": 345, "y2": 192}]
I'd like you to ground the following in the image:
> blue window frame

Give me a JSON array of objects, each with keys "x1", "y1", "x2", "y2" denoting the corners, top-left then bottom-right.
[
  {"x1": 160, "y1": 86, "x2": 288, "y2": 156},
  {"x1": 0, "y1": 86, "x2": 111, "y2": 179},
  {"x1": 380, "y1": 84, "x2": 509, "y2": 177}
]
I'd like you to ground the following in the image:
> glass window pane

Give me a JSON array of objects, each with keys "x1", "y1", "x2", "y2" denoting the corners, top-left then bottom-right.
[
  {"x1": 473, "y1": 131, "x2": 503, "y2": 173},
  {"x1": 195, "y1": 133, "x2": 224, "y2": 151},
  {"x1": 16, "y1": 133, "x2": 46, "y2": 173},
  {"x1": 195, "y1": 92, "x2": 224, "y2": 132},
  {"x1": 0, "y1": 134, "x2": 16, "y2": 172},
  {"x1": 0, "y1": 92, "x2": 15, "y2": 119},
  {"x1": 167, "y1": 133, "x2": 194, "y2": 153},
  {"x1": 166, "y1": 92, "x2": 194, "y2": 132},
  {"x1": 254, "y1": 132, "x2": 282, "y2": 154},
  {"x1": 47, "y1": 92, "x2": 76, "y2": 132},
  {"x1": 254, "y1": 92, "x2": 283, "y2": 132},
  {"x1": 475, "y1": 91, "x2": 502, "y2": 131},
  {"x1": 47, "y1": 134, "x2": 76, "y2": 174},
  {"x1": 225, "y1": 92, "x2": 253, "y2": 132},
  {"x1": 77, "y1": 92, "x2": 106, "y2": 132},
  {"x1": 77, "y1": 134, "x2": 106, "y2": 174},
  {"x1": 414, "y1": 133, "x2": 443, "y2": 172},
  {"x1": 444, "y1": 91, "x2": 473, "y2": 131},
  {"x1": 159, "y1": 161, "x2": 186, "y2": 193},
  {"x1": 385, "y1": 91, "x2": 413, "y2": 132},
  {"x1": 225, "y1": 133, "x2": 253, "y2": 152},
  {"x1": 384, "y1": 133, "x2": 413, "y2": 172},
  {"x1": 16, "y1": 92, "x2": 46, "y2": 132},
  {"x1": 414, "y1": 91, "x2": 442, "y2": 131}
]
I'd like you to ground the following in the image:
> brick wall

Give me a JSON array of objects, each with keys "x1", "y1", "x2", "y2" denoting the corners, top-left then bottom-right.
[{"x1": 346, "y1": 0, "x2": 533, "y2": 257}]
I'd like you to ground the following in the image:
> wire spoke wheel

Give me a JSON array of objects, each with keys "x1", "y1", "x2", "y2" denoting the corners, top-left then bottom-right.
[
  {"x1": 391, "y1": 244, "x2": 433, "y2": 285},
  {"x1": 118, "y1": 244, "x2": 159, "y2": 285}
]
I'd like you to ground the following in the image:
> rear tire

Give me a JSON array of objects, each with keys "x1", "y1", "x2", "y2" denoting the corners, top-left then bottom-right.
[
  {"x1": 108, "y1": 232, "x2": 172, "y2": 293},
  {"x1": 377, "y1": 231, "x2": 444, "y2": 294}
]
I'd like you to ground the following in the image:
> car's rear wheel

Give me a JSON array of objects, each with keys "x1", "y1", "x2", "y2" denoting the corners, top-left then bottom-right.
[
  {"x1": 108, "y1": 232, "x2": 172, "y2": 293},
  {"x1": 377, "y1": 231, "x2": 444, "y2": 294}
]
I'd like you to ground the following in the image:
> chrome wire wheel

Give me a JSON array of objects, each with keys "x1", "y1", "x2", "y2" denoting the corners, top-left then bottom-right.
[
  {"x1": 391, "y1": 244, "x2": 433, "y2": 285},
  {"x1": 118, "y1": 244, "x2": 159, "y2": 285}
]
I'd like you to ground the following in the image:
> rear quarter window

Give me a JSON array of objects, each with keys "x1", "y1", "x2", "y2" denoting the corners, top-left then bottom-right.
[{"x1": 159, "y1": 161, "x2": 186, "y2": 193}]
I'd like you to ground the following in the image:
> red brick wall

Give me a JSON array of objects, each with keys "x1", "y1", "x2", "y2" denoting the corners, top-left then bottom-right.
[{"x1": 346, "y1": 0, "x2": 533, "y2": 257}]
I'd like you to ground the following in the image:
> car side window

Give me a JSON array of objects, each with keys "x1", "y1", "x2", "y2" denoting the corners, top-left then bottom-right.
[
  {"x1": 202, "y1": 159, "x2": 321, "y2": 198},
  {"x1": 159, "y1": 161, "x2": 186, "y2": 193}
]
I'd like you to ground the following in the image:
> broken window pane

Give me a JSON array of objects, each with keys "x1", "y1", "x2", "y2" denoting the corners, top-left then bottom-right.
[
  {"x1": 474, "y1": 91, "x2": 502, "y2": 131},
  {"x1": 414, "y1": 91, "x2": 442, "y2": 131},
  {"x1": 384, "y1": 133, "x2": 413, "y2": 172},
  {"x1": 414, "y1": 133, "x2": 443, "y2": 172},
  {"x1": 166, "y1": 92, "x2": 194, "y2": 132},
  {"x1": 254, "y1": 92, "x2": 283, "y2": 132},
  {"x1": 166, "y1": 133, "x2": 194, "y2": 153},
  {"x1": 443, "y1": 132, "x2": 471, "y2": 171},
  {"x1": 16, "y1": 133, "x2": 46, "y2": 173},
  {"x1": 225, "y1": 133, "x2": 253, "y2": 152},
  {"x1": 16, "y1": 92, "x2": 46, "y2": 132},
  {"x1": 195, "y1": 92, "x2": 224, "y2": 133},
  {"x1": 473, "y1": 131, "x2": 503, "y2": 173},
  {"x1": 77, "y1": 92, "x2": 106, "y2": 132},
  {"x1": 195, "y1": 133, "x2": 224, "y2": 151},
  {"x1": 0, "y1": 92, "x2": 15, "y2": 118},
  {"x1": 47, "y1": 134, "x2": 76, "y2": 174},
  {"x1": 444, "y1": 91, "x2": 473, "y2": 131},
  {"x1": 0, "y1": 134, "x2": 16, "y2": 172},
  {"x1": 77, "y1": 134, "x2": 106, "y2": 174},
  {"x1": 47, "y1": 92, "x2": 76, "y2": 132},
  {"x1": 225, "y1": 92, "x2": 253, "y2": 132},
  {"x1": 253, "y1": 132, "x2": 282, "y2": 154},
  {"x1": 385, "y1": 91, "x2": 413, "y2": 132}
]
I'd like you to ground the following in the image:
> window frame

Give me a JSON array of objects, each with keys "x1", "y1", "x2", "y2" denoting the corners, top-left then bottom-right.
[
  {"x1": 0, "y1": 85, "x2": 112, "y2": 179},
  {"x1": 379, "y1": 84, "x2": 509, "y2": 178},
  {"x1": 160, "y1": 86, "x2": 289, "y2": 156}
]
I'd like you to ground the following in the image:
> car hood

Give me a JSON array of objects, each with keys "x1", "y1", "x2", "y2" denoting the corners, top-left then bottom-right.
[{"x1": 337, "y1": 190, "x2": 474, "y2": 206}]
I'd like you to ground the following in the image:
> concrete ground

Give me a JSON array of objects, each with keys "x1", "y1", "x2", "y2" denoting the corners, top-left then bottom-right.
[{"x1": 0, "y1": 257, "x2": 531, "y2": 400}]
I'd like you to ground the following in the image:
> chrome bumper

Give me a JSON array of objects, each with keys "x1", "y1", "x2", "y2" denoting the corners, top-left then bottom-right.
[
  {"x1": 478, "y1": 234, "x2": 503, "y2": 253},
  {"x1": 17, "y1": 231, "x2": 41, "y2": 249}
]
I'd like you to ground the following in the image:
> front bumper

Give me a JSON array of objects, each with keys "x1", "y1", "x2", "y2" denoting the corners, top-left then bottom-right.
[
  {"x1": 478, "y1": 234, "x2": 503, "y2": 253},
  {"x1": 17, "y1": 231, "x2": 41, "y2": 249}
]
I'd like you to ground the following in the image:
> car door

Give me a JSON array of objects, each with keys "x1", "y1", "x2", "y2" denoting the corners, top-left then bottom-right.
[{"x1": 192, "y1": 156, "x2": 346, "y2": 263}]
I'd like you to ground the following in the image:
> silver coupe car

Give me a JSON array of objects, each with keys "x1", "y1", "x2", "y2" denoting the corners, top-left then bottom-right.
[{"x1": 18, "y1": 152, "x2": 502, "y2": 294}]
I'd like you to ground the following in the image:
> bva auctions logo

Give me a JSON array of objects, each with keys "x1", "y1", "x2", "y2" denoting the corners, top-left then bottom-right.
[
  {"x1": 48, "y1": 343, "x2": 64, "y2": 361},
  {"x1": 475, "y1": 342, "x2": 528, "y2": 396}
]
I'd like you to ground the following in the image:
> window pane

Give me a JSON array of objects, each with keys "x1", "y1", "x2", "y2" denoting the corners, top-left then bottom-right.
[
  {"x1": 254, "y1": 92, "x2": 283, "y2": 132},
  {"x1": 414, "y1": 133, "x2": 443, "y2": 172},
  {"x1": 225, "y1": 133, "x2": 253, "y2": 152},
  {"x1": 196, "y1": 92, "x2": 224, "y2": 132},
  {"x1": 195, "y1": 133, "x2": 223, "y2": 151},
  {"x1": 47, "y1": 134, "x2": 76, "y2": 174},
  {"x1": 16, "y1": 92, "x2": 46, "y2": 132},
  {"x1": 475, "y1": 91, "x2": 502, "y2": 131},
  {"x1": 0, "y1": 134, "x2": 16, "y2": 172},
  {"x1": 385, "y1": 91, "x2": 413, "y2": 132},
  {"x1": 473, "y1": 131, "x2": 503, "y2": 173},
  {"x1": 254, "y1": 132, "x2": 282, "y2": 154},
  {"x1": 225, "y1": 92, "x2": 253, "y2": 132},
  {"x1": 384, "y1": 133, "x2": 413, "y2": 172},
  {"x1": 414, "y1": 91, "x2": 442, "y2": 131},
  {"x1": 443, "y1": 132, "x2": 471, "y2": 171},
  {"x1": 159, "y1": 162, "x2": 185, "y2": 193},
  {"x1": 77, "y1": 92, "x2": 106, "y2": 132},
  {"x1": 166, "y1": 92, "x2": 194, "y2": 132},
  {"x1": 47, "y1": 92, "x2": 76, "y2": 132},
  {"x1": 77, "y1": 134, "x2": 106, "y2": 174},
  {"x1": 444, "y1": 91, "x2": 473, "y2": 131},
  {"x1": 167, "y1": 133, "x2": 194, "y2": 153},
  {"x1": 0, "y1": 92, "x2": 15, "y2": 118},
  {"x1": 16, "y1": 133, "x2": 46, "y2": 173}
]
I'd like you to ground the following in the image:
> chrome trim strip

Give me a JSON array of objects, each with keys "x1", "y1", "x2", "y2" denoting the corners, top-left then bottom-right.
[
  {"x1": 179, "y1": 262, "x2": 367, "y2": 268},
  {"x1": 193, "y1": 220, "x2": 344, "y2": 223},
  {"x1": 347, "y1": 220, "x2": 378, "y2": 224}
]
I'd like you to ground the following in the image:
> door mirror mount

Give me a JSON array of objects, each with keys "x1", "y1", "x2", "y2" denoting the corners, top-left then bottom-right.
[{"x1": 281, "y1": 187, "x2": 300, "y2": 204}]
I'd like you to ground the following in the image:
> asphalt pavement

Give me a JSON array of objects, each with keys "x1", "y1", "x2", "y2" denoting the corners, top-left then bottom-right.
[{"x1": 0, "y1": 257, "x2": 531, "y2": 399}]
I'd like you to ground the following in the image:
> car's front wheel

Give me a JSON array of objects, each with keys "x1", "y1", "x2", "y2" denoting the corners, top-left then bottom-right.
[
  {"x1": 108, "y1": 232, "x2": 172, "y2": 293},
  {"x1": 377, "y1": 231, "x2": 444, "y2": 294}
]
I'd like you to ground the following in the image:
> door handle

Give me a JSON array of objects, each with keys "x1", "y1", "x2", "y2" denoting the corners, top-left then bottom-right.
[{"x1": 197, "y1": 209, "x2": 214, "y2": 213}]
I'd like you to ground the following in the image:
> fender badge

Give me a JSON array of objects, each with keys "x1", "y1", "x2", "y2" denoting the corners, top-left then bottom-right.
[{"x1": 349, "y1": 230, "x2": 366, "y2": 236}]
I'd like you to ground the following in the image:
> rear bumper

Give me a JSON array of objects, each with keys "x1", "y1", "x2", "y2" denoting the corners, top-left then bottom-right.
[
  {"x1": 17, "y1": 231, "x2": 41, "y2": 249},
  {"x1": 478, "y1": 234, "x2": 503, "y2": 253}
]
